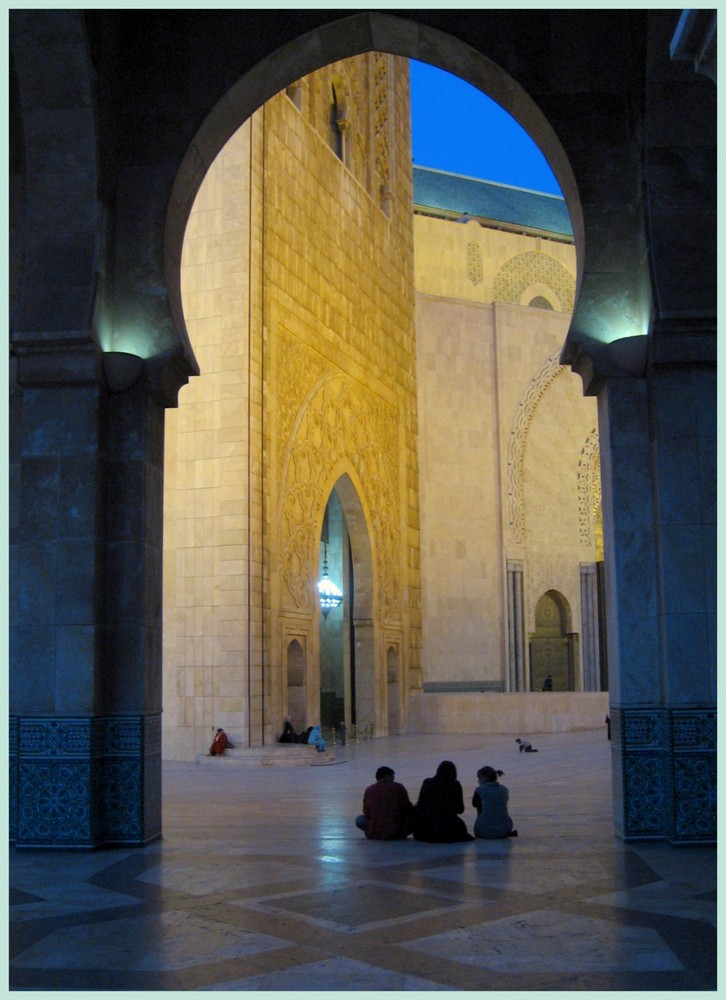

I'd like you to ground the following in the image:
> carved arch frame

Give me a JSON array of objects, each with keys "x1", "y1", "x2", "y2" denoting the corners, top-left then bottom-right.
[{"x1": 274, "y1": 371, "x2": 402, "y2": 735}]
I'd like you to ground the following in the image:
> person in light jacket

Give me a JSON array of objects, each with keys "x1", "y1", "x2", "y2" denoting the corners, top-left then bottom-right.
[
  {"x1": 307, "y1": 725, "x2": 326, "y2": 752},
  {"x1": 472, "y1": 766, "x2": 517, "y2": 839}
]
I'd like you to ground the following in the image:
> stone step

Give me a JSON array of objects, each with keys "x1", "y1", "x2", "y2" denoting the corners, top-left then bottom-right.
[{"x1": 196, "y1": 745, "x2": 342, "y2": 767}]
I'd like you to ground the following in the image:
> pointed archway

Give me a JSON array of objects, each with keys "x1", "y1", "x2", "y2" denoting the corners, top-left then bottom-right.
[{"x1": 319, "y1": 475, "x2": 377, "y2": 731}]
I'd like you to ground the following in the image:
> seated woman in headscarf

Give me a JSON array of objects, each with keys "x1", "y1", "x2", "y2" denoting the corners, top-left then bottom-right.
[
  {"x1": 209, "y1": 728, "x2": 229, "y2": 756},
  {"x1": 412, "y1": 760, "x2": 473, "y2": 842},
  {"x1": 472, "y1": 766, "x2": 517, "y2": 839},
  {"x1": 279, "y1": 717, "x2": 297, "y2": 743}
]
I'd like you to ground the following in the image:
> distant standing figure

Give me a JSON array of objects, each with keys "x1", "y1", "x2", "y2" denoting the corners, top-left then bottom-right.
[
  {"x1": 542, "y1": 674, "x2": 553, "y2": 691},
  {"x1": 355, "y1": 766, "x2": 413, "y2": 839},
  {"x1": 307, "y1": 725, "x2": 326, "y2": 752},
  {"x1": 472, "y1": 766, "x2": 517, "y2": 839},
  {"x1": 516, "y1": 738, "x2": 538, "y2": 753},
  {"x1": 412, "y1": 760, "x2": 474, "y2": 843},
  {"x1": 209, "y1": 728, "x2": 229, "y2": 756}
]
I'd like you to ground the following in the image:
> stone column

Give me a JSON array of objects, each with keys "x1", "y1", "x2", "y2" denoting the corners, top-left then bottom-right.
[
  {"x1": 352, "y1": 619, "x2": 376, "y2": 729},
  {"x1": 599, "y1": 369, "x2": 715, "y2": 843},
  {"x1": 506, "y1": 560, "x2": 525, "y2": 692},
  {"x1": 10, "y1": 350, "x2": 167, "y2": 847},
  {"x1": 579, "y1": 563, "x2": 601, "y2": 691}
]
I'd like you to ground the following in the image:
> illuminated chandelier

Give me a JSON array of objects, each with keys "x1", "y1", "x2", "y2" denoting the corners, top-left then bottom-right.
[{"x1": 318, "y1": 542, "x2": 343, "y2": 619}]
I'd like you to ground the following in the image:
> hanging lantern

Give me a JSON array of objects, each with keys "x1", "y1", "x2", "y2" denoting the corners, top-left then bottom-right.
[{"x1": 318, "y1": 544, "x2": 343, "y2": 618}]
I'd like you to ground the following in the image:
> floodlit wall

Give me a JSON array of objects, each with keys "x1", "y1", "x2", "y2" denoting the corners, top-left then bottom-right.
[
  {"x1": 164, "y1": 55, "x2": 418, "y2": 757},
  {"x1": 414, "y1": 214, "x2": 599, "y2": 693}
]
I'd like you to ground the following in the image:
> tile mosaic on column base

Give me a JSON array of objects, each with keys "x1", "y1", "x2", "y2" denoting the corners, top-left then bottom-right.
[
  {"x1": 611, "y1": 707, "x2": 716, "y2": 844},
  {"x1": 10, "y1": 714, "x2": 161, "y2": 848}
]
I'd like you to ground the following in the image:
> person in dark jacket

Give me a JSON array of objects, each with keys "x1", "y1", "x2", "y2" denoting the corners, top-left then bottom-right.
[
  {"x1": 472, "y1": 766, "x2": 517, "y2": 839},
  {"x1": 412, "y1": 760, "x2": 473, "y2": 842}
]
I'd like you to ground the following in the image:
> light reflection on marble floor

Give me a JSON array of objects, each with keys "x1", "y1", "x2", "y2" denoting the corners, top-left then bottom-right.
[{"x1": 9, "y1": 730, "x2": 717, "y2": 992}]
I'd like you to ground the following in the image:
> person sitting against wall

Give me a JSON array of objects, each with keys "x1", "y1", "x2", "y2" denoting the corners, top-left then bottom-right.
[
  {"x1": 355, "y1": 766, "x2": 413, "y2": 839},
  {"x1": 209, "y1": 728, "x2": 229, "y2": 756},
  {"x1": 412, "y1": 760, "x2": 474, "y2": 843},
  {"x1": 279, "y1": 717, "x2": 297, "y2": 743},
  {"x1": 307, "y1": 724, "x2": 326, "y2": 753},
  {"x1": 472, "y1": 766, "x2": 518, "y2": 839}
]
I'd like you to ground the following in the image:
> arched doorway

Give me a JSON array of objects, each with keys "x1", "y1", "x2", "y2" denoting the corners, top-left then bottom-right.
[
  {"x1": 529, "y1": 590, "x2": 576, "y2": 692},
  {"x1": 318, "y1": 476, "x2": 377, "y2": 732}
]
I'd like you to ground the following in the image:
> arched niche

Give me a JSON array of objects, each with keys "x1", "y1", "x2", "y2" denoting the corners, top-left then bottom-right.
[
  {"x1": 286, "y1": 638, "x2": 307, "y2": 733},
  {"x1": 529, "y1": 590, "x2": 577, "y2": 692}
]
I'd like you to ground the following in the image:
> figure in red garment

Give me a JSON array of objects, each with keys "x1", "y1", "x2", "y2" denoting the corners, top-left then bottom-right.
[{"x1": 209, "y1": 728, "x2": 229, "y2": 756}]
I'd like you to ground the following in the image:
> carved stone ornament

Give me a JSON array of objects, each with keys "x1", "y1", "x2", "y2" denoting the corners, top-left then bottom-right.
[{"x1": 277, "y1": 339, "x2": 401, "y2": 623}]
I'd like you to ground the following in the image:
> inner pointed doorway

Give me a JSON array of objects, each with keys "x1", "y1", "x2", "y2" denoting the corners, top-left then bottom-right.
[
  {"x1": 529, "y1": 589, "x2": 577, "y2": 691},
  {"x1": 318, "y1": 475, "x2": 375, "y2": 732}
]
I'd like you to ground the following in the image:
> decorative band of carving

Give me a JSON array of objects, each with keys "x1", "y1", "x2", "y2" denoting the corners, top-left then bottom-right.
[
  {"x1": 672, "y1": 709, "x2": 716, "y2": 749},
  {"x1": 507, "y1": 354, "x2": 564, "y2": 543},
  {"x1": 279, "y1": 369, "x2": 400, "y2": 622},
  {"x1": 577, "y1": 428, "x2": 600, "y2": 547}
]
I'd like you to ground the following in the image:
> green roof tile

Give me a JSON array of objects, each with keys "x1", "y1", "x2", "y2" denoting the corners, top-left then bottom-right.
[{"x1": 413, "y1": 165, "x2": 573, "y2": 238}]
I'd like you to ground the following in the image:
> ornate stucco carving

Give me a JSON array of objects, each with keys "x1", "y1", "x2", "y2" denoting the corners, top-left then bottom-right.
[
  {"x1": 277, "y1": 333, "x2": 401, "y2": 624},
  {"x1": 466, "y1": 241, "x2": 483, "y2": 285},
  {"x1": 578, "y1": 428, "x2": 601, "y2": 548},
  {"x1": 373, "y1": 52, "x2": 390, "y2": 195},
  {"x1": 507, "y1": 353, "x2": 565, "y2": 544},
  {"x1": 493, "y1": 251, "x2": 575, "y2": 311}
]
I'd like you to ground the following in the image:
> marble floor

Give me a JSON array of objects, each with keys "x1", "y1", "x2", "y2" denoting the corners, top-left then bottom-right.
[{"x1": 9, "y1": 730, "x2": 717, "y2": 992}]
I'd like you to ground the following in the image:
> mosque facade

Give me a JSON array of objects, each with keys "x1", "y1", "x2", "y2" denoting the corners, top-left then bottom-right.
[
  {"x1": 162, "y1": 58, "x2": 605, "y2": 763},
  {"x1": 9, "y1": 11, "x2": 715, "y2": 848}
]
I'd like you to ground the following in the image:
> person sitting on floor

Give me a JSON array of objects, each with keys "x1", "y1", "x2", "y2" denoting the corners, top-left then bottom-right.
[
  {"x1": 279, "y1": 717, "x2": 297, "y2": 743},
  {"x1": 355, "y1": 766, "x2": 413, "y2": 840},
  {"x1": 516, "y1": 738, "x2": 538, "y2": 753},
  {"x1": 472, "y1": 766, "x2": 518, "y2": 839},
  {"x1": 412, "y1": 760, "x2": 474, "y2": 843},
  {"x1": 307, "y1": 724, "x2": 326, "y2": 752},
  {"x1": 209, "y1": 728, "x2": 229, "y2": 756}
]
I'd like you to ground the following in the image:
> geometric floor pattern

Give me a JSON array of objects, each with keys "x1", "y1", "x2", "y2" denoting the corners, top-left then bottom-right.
[{"x1": 9, "y1": 730, "x2": 717, "y2": 991}]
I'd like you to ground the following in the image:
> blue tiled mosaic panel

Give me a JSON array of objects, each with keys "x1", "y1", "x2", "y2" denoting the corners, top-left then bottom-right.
[
  {"x1": 9, "y1": 716, "x2": 18, "y2": 841},
  {"x1": 17, "y1": 760, "x2": 96, "y2": 845},
  {"x1": 9, "y1": 714, "x2": 162, "y2": 847},
  {"x1": 674, "y1": 754, "x2": 716, "y2": 839},
  {"x1": 612, "y1": 707, "x2": 716, "y2": 843}
]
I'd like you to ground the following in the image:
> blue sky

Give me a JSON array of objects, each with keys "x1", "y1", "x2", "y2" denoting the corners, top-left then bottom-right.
[{"x1": 410, "y1": 60, "x2": 561, "y2": 196}]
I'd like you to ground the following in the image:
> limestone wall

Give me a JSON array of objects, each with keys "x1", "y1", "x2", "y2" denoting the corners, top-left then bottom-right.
[
  {"x1": 163, "y1": 119, "x2": 262, "y2": 760},
  {"x1": 408, "y1": 691, "x2": 610, "y2": 735},
  {"x1": 164, "y1": 55, "x2": 419, "y2": 758},
  {"x1": 414, "y1": 214, "x2": 599, "y2": 692},
  {"x1": 261, "y1": 55, "x2": 420, "y2": 738}
]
